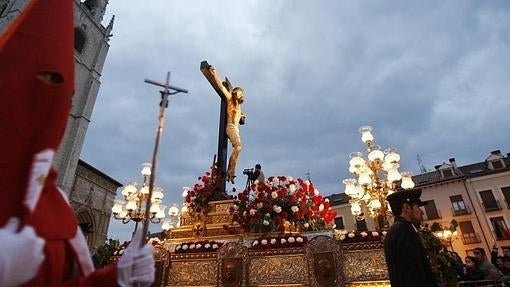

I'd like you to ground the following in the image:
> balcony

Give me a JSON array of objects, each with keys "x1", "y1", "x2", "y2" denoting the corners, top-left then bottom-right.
[
  {"x1": 461, "y1": 233, "x2": 482, "y2": 244},
  {"x1": 481, "y1": 200, "x2": 502, "y2": 212},
  {"x1": 451, "y1": 205, "x2": 472, "y2": 216}
]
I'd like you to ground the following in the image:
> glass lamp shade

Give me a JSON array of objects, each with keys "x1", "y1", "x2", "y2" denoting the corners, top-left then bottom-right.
[
  {"x1": 387, "y1": 164, "x2": 402, "y2": 182},
  {"x1": 349, "y1": 152, "x2": 365, "y2": 168},
  {"x1": 181, "y1": 205, "x2": 189, "y2": 214},
  {"x1": 126, "y1": 200, "x2": 138, "y2": 211},
  {"x1": 400, "y1": 172, "x2": 415, "y2": 189},
  {"x1": 168, "y1": 204, "x2": 180, "y2": 217},
  {"x1": 443, "y1": 230, "x2": 452, "y2": 238},
  {"x1": 354, "y1": 185, "x2": 365, "y2": 199},
  {"x1": 368, "y1": 147, "x2": 384, "y2": 162},
  {"x1": 358, "y1": 172, "x2": 372, "y2": 185},
  {"x1": 140, "y1": 186, "x2": 150, "y2": 195},
  {"x1": 343, "y1": 178, "x2": 357, "y2": 195},
  {"x1": 150, "y1": 203, "x2": 160, "y2": 214},
  {"x1": 151, "y1": 187, "x2": 164, "y2": 200},
  {"x1": 351, "y1": 202, "x2": 362, "y2": 215},
  {"x1": 381, "y1": 160, "x2": 394, "y2": 171},
  {"x1": 361, "y1": 192, "x2": 371, "y2": 201},
  {"x1": 369, "y1": 199, "x2": 382, "y2": 209},
  {"x1": 119, "y1": 208, "x2": 128, "y2": 218},
  {"x1": 112, "y1": 200, "x2": 124, "y2": 214},
  {"x1": 156, "y1": 205, "x2": 166, "y2": 218},
  {"x1": 141, "y1": 162, "x2": 152, "y2": 176},
  {"x1": 384, "y1": 149, "x2": 400, "y2": 163},
  {"x1": 359, "y1": 125, "x2": 374, "y2": 143},
  {"x1": 122, "y1": 183, "x2": 137, "y2": 197}
]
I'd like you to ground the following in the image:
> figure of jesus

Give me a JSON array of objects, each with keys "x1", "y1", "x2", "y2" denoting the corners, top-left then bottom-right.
[{"x1": 207, "y1": 65, "x2": 245, "y2": 183}]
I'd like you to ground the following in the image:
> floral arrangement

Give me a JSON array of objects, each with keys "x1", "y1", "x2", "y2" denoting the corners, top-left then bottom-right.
[
  {"x1": 228, "y1": 176, "x2": 337, "y2": 234},
  {"x1": 184, "y1": 165, "x2": 231, "y2": 217},
  {"x1": 174, "y1": 240, "x2": 224, "y2": 253},
  {"x1": 335, "y1": 230, "x2": 385, "y2": 243},
  {"x1": 250, "y1": 234, "x2": 308, "y2": 250}
]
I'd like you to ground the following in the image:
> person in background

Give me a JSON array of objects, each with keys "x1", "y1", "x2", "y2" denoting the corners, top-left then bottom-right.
[
  {"x1": 461, "y1": 256, "x2": 484, "y2": 281},
  {"x1": 473, "y1": 247, "x2": 502, "y2": 281},
  {"x1": 384, "y1": 188, "x2": 438, "y2": 287},
  {"x1": 252, "y1": 164, "x2": 265, "y2": 182}
]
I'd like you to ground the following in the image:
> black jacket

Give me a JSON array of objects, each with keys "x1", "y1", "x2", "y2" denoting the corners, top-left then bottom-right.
[{"x1": 384, "y1": 216, "x2": 438, "y2": 287}]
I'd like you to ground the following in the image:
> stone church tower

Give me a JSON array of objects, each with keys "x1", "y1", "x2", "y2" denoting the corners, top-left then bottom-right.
[{"x1": 0, "y1": 0, "x2": 119, "y2": 251}]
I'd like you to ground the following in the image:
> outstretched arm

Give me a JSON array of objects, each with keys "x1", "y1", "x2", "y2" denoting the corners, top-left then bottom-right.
[{"x1": 200, "y1": 61, "x2": 232, "y2": 100}]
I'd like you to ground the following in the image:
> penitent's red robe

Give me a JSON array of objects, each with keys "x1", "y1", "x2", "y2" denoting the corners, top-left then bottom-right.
[{"x1": 0, "y1": 0, "x2": 117, "y2": 285}]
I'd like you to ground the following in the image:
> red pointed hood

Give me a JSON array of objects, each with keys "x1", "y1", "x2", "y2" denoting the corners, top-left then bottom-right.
[{"x1": 0, "y1": 0, "x2": 77, "y2": 237}]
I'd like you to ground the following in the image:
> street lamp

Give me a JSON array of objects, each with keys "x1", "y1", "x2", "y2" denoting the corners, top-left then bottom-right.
[
  {"x1": 343, "y1": 126, "x2": 415, "y2": 225},
  {"x1": 162, "y1": 203, "x2": 181, "y2": 231},
  {"x1": 112, "y1": 162, "x2": 167, "y2": 231}
]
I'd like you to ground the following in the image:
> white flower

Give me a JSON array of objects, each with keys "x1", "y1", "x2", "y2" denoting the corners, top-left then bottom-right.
[
  {"x1": 265, "y1": 213, "x2": 271, "y2": 218},
  {"x1": 261, "y1": 239, "x2": 268, "y2": 245},
  {"x1": 212, "y1": 244, "x2": 219, "y2": 249},
  {"x1": 289, "y1": 184, "x2": 296, "y2": 195},
  {"x1": 288, "y1": 237, "x2": 295, "y2": 243},
  {"x1": 271, "y1": 191, "x2": 278, "y2": 199},
  {"x1": 204, "y1": 243, "x2": 211, "y2": 249},
  {"x1": 303, "y1": 222, "x2": 310, "y2": 228},
  {"x1": 273, "y1": 205, "x2": 282, "y2": 214},
  {"x1": 250, "y1": 208, "x2": 257, "y2": 216},
  {"x1": 257, "y1": 202, "x2": 264, "y2": 209},
  {"x1": 319, "y1": 204, "x2": 324, "y2": 212},
  {"x1": 119, "y1": 249, "x2": 124, "y2": 255},
  {"x1": 263, "y1": 220, "x2": 270, "y2": 226},
  {"x1": 382, "y1": 231, "x2": 387, "y2": 236},
  {"x1": 281, "y1": 238, "x2": 287, "y2": 244},
  {"x1": 314, "y1": 188, "x2": 320, "y2": 196},
  {"x1": 304, "y1": 180, "x2": 310, "y2": 186},
  {"x1": 291, "y1": 206, "x2": 299, "y2": 213},
  {"x1": 371, "y1": 231, "x2": 379, "y2": 237},
  {"x1": 176, "y1": 245, "x2": 181, "y2": 251},
  {"x1": 348, "y1": 233, "x2": 355, "y2": 238},
  {"x1": 189, "y1": 244, "x2": 196, "y2": 249},
  {"x1": 296, "y1": 237, "x2": 304, "y2": 243},
  {"x1": 360, "y1": 232, "x2": 368, "y2": 237},
  {"x1": 324, "y1": 198, "x2": 330, "y2": 203},
  {"x1": 340, "y1": 234, "x2": 346, "y2": 241},
  {"x1": 233, "y1": 205, "x2": 239, "y2": 210},
  {"x1": 182, "y1": 245, "x2": 189, "y2": 250},
  {"x1": 252, "y1": 240, "x2": 259, "y2": 246},
  {"x1": 196, "y1": 243, "x2": 202, "y2": 249},
  {"x1": 270, "y1": 238, "x2": 277, "y2": 245},
  {"x1": 243, "y1": 211, "x2": 247, "y2": 216}
]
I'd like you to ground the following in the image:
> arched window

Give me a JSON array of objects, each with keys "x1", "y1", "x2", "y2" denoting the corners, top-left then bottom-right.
[
  {"x1": 74, "y1": 28, "x2": 86, "y2": 53},
  {"x1": 76, "y1": 210, "x2": 95, "y2": 249}
]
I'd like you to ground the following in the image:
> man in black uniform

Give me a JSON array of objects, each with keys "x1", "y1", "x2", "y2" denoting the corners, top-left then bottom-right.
[{"x1": 384, "y1": 188, "x2": 438, "y2": 287}]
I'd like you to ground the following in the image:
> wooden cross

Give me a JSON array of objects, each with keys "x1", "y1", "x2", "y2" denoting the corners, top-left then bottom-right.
[
  {"x1": 139, "y1": 71, "x2": 188, "y2": 247},
  {"x1": 200, "y1": 61, "x2": 235, "y2": 193}
]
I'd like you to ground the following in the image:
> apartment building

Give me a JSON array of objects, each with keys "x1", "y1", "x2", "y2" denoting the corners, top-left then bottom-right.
[{"x1": 329, "y1": 150, "x2": 510, "y2": 257}]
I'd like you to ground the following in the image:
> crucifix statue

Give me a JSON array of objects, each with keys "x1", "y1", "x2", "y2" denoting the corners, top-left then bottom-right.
[{"x1": 200, "y1": 61, "x2": 245, "y2": 188}]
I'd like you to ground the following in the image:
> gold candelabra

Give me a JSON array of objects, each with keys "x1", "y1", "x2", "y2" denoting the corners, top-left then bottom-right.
[
  {"x1": 111, "y1": 163, "x2": 166, "y2": 229},
  {"x1": 343, "y1": 126, "x2": 415, "y2": 224}
]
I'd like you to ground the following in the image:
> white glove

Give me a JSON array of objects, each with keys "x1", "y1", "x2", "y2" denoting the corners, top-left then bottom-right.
[
  {"x1": 117, "y1": 227, "x2": 155, "y2": 287},
  {"x1": 0, "y1": 218, "x2": 45, "y2": 287}
]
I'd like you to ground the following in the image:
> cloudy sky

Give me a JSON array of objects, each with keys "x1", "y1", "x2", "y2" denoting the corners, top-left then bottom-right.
[{"x1": 80, "y1": 0, "x2": 510, "y2": 241}]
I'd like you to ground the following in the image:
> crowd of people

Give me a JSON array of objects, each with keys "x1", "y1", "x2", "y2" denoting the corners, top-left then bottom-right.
[{"x1": 451, "y1": 246, "x2": 510, "y2": 283}]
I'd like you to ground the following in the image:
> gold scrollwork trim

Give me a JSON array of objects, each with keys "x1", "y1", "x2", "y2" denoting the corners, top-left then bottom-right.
[{"x1": 249, "y1": 254, "x2": 308, "y2": 286}]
